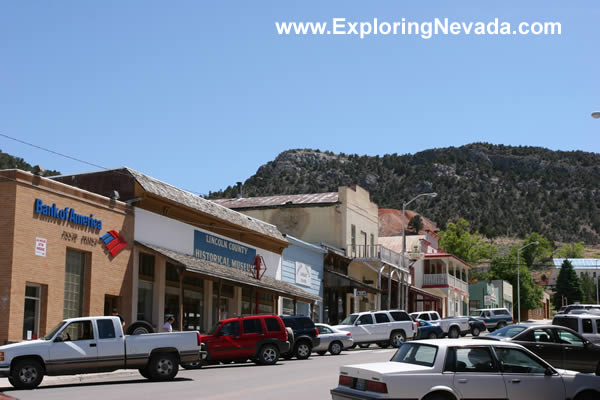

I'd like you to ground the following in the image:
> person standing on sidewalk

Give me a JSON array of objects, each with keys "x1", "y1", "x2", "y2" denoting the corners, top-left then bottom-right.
[{"x1": 162, "y1": 316, "x2": 175, "y2": 332}]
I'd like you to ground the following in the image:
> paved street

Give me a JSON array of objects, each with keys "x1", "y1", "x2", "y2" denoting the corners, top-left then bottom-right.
[{"x1": 1, "y1": 347, "x2": 398, "y2": 400}]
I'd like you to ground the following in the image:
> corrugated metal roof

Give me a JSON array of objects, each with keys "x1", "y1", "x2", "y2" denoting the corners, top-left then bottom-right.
[
  {"x1": 137, "y1": 241, "x2": 320, "y2": 302},
  {"x1": 212, "y1": 192, "x2": 339, "y2": 209},
  {"x1": 553, "y1": 258, "x2": 600, "y2": 269},
  {"x1": 123, "y1": 168, "x2": 286, "y2": 242}
]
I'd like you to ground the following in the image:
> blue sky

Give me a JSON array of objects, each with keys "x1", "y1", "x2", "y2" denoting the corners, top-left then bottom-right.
[{"x1": 1, "y1": 1, "x2": 599, "y2": 195}]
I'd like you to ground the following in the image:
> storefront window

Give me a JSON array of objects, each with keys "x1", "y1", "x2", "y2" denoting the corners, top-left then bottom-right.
[
  {"x1": 23, "y1": 284, "x2": 41, "y2": 340},
  {"x1": 242, "y1": 287, "x2": 252, "y2": 315},
  {"x1": 313, "y1": 303, "x2": 321, "y2": 322},
  {"x1": 64, "y1": 249, "x2": 86, "y2": 319},
  {"x1": 282, "y1": 298, "x2": 294, "y2": 315},
  {"x1": 213, "y1": 282, "x2": 234, "y2": 321},
  {"x1": 138, "y1": 252, "x2": 155, "y2": 324},
  {"x1": 296, "y1": 301, "x2": 310, "y2": 317},
  {"x1": 137, "y1": 280, "x2": 153, "y2": 323},
  {"x1": 258, "y1": 292, "x2": 273, "y2": 314},
  {"x1": 183, "y1": 289, "x2": 203, "y2": 331},
  {"x1": 164, "y1": 286, "x2": 180, "y2": 329},
  {"x1": 139, "y1": 253, "x2": 155, "y2": 278}
]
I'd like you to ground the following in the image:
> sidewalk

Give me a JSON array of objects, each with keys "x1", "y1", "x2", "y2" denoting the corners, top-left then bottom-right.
[{"x1": 0, "y1": 369, "x2": 142, "y2": 392}]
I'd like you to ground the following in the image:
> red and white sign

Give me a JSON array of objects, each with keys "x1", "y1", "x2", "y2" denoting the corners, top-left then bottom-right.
[{"x1": 35, "y1": 237, "x2": 47, "y2": 257}]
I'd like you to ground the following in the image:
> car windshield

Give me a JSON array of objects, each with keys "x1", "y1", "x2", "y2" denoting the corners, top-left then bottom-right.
[
  {"x1": 207, "y1": 321, "x2": 222, "y2": 335},
  {"x1": 391, "y1": 343, "x2": 438, "y2": 367},
  {"x1": 488, "y1": 325, "x2": 527, "y2": 338},
  {"x1": 43, "y1": 321, "x2": 67, "y2": 340},
  {"x1": 340, "y1": 314, "x2": 358, "y2": 325}
]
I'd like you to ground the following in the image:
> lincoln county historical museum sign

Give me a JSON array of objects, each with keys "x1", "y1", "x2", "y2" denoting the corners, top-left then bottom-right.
[{"x1": 193, "y1": 230, "x2": 256, "y2": 272}]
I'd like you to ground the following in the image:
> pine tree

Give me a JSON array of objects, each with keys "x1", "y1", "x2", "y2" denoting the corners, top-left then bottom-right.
[{"x1": 554, "y1": 259, "x2": 583, "y2": 309}]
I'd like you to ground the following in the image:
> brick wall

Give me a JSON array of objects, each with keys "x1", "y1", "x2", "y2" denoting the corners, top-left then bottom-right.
[{"x1": 1, "y1": 170, "x2": 134, "y2": 343}]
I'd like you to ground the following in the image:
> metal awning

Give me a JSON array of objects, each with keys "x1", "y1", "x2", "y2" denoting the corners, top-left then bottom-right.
[
  {"x1": 324, "y1": 268, "x2": 382, "y2": 293},
  {"x1": 136, "y1": 241, "x2": 320, "y2": 303}
]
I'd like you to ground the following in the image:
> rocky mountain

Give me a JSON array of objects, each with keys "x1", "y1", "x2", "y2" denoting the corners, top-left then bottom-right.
[{"x1": 208, "y1": 143, "x2": 600, "y2": 243}]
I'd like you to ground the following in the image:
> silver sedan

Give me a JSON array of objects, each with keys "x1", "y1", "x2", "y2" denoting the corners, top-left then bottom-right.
[{"x1": 314, "y1": 323, "x2": 354, "y2": 355}]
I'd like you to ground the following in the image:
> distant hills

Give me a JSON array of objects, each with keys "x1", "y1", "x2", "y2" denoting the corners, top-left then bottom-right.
[
  {"x1": 208, "y1": 143, "x2": 600, "y2": 244},
  {"x1": 0, "y1": 149, "x2": 60, "y2": 177}
]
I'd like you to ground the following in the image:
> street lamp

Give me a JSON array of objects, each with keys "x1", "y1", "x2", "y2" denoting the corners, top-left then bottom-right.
[
  {"x1": 402, "y1": 192, "x2": 438, "y2": 259},
  {"x1": 517, "y1": 241, "x2": 539, "y2": 323}
]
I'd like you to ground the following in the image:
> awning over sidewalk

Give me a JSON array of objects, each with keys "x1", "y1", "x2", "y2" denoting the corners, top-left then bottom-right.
[{"x1": 136, "y1": 241, "x2": 321, "y2": 303}]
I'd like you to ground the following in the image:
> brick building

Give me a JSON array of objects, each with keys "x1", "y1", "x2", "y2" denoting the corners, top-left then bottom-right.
[{"x1": 0, "y1": 170, "x2": 134, "y2": 344}]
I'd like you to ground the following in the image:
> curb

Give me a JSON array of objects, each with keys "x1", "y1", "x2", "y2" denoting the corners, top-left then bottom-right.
[{"x1": 0, "y1": 368, "x2": 143, "y2": 390}]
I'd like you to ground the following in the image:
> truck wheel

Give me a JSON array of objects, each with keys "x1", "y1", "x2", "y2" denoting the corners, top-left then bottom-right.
[
  {"x1": 329, "y1": 341, "x2": 343, "y2": 355},
  {"x1": 257, "y1": 344, "x2": 279, "y2": 365},
  {"x1": 127, "y1": 321, "x2": 154, "y2": 335},
  {"x1": 496, "y1": 321, "x2": 506, "y2": 329},
  {"x1": 448, "y1": 327, "x2": 460, "y2": 338},
  {"x1": 295, "y1": 341, "x2": 312, "y2": 360},
  {"x1": 471, "y1": 327, "x2": 481, "y2": 337},
  {"x1": 148, "y1": 353, "x2": 178, "y2": 381},
  {"x1": 390, "y1": 331, "x2": 407, "y2": 347},
  {"x1": 10, "y1": 358, "x2": 45, "y2": 390}
]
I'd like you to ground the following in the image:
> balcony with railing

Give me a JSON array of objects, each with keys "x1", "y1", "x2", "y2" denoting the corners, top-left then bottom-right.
[
  {"x1": 346, "y1": 244, "x2": 408, "y2": 271},
  {"x1": 423, "y1": 273, "x2": 468, "y2": 293}
]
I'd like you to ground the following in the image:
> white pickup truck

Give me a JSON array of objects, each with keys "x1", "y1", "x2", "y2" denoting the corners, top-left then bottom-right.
[
  {"x1": 0, "y1": 316, "x2": 206, "y2": 389},
  {"x1": 333, "y1": 310, "x2": 417, "y2": 348},
  {"x1": 409, "y1": 311, "x2": 470, "y2": 338}
]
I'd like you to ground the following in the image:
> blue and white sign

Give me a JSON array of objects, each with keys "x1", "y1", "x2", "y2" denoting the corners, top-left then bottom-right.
[{"x1": 193, "y1": 230, "x2": 256, "y2": 272}]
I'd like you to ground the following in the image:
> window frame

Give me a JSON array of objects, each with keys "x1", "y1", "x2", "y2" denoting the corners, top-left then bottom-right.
[{"x1": 23, "y1": 283, "x2": 41, "y2": 340}]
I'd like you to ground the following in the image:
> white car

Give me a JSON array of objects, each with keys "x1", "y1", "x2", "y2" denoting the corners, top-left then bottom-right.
[
  {"x1": 334, "y1": 310, "x2": 417, "y2": 348},
  {"x1": 314, "y1": 323, "x2": 354, "y2": 355},
  {"x1": 331, "y1": 338, "x2": 600, "y2": 400},
  {"x1": 409, "y1": 311, "x2": 470, "y2": 338},
  {"x1": 0, "y1": 316, "x2": 206, "y2": 389}
]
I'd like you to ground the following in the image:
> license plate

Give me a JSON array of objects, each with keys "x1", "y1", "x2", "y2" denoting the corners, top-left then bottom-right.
[{"x1": 355, "y1": 379, "x2": 366, "y2": 391}]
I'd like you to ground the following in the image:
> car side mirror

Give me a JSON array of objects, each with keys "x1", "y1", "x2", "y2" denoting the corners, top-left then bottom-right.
[
  {"x1": 355, "y1": 320, "x2": 362, "y2": 326},
  {"x1": 544, "y1": 368, "x2": 554, "y2": 376},
  {"x1": 54, "y1": 337, "x2": 63, "y2": 343}
]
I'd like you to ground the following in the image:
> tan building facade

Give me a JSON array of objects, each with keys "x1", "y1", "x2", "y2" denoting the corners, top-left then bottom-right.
[
  {"x1": 214, "y1": 186, "x2": 411, "y2": 325},
  {"x1": 0, "y1": 170, "x2": 134, "y2": 344}
]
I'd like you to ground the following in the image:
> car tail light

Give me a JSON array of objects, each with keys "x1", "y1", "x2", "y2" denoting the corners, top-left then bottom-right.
[
  {"x1": 346, "y1": 332, "x2": 352, "y2": 337},
  {"x1": 0, "y1": 352, "x2": 4, "y2": 361},
  {"x1": 366, "y1": 380, "x2": 388, "y2": 393},
  {"x1": 315, "y1": 328, "x2": 319, "y2": 336},
  {"x1": 339, "y1": 375, "x2": 353, "y2": 387},
  {"x1": 197, "y1": 333, "x2": 202, "y2": 346}
]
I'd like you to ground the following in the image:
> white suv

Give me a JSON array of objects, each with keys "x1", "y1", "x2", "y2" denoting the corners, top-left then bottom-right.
[{"x1": 333, "y1": 310, "x2": 417, "y2": 348}]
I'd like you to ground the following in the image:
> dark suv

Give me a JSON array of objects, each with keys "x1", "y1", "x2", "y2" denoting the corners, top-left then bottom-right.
[
  {"x1": 193, "y1": 315, "x2": 290, "y2": 367},
  {"x1": 280, "y1": 315, "x2": 320, "y2": 360}
]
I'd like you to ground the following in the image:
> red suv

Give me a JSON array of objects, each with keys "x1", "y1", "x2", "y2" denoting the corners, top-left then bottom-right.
[{"x1": 195, "y1": 315, "x2": 290, "y2": 366}]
